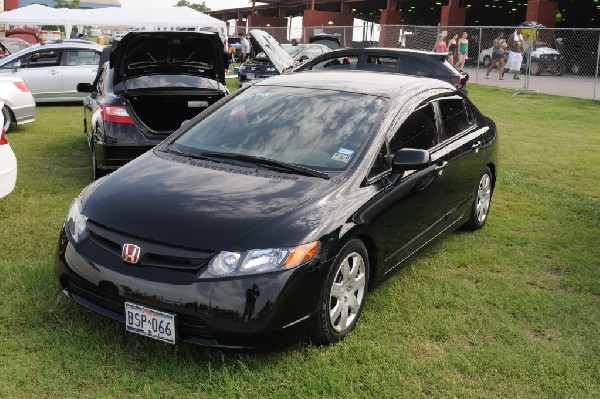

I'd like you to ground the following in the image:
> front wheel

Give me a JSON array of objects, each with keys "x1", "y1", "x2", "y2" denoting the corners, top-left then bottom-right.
[
  {"x1": 482, "y1": 56, "x2": 491, "y2": 67},
  {"x1": 2, "y1": 105, "x2": 13, "y2": 133},
  {"x1": 530, "y1": 61, "x2": 541, "y2": 76},
  {"x1": 463, "y1": 167, "x2": 493, "y2": 231},
  {"x1": 312, "y1": 239, "x2": 369, "y2": 345}
]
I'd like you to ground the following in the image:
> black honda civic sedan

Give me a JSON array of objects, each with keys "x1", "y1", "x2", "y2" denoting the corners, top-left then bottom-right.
[{"x1": 56, "y1": 71, "x2": 498, "y2": 350}]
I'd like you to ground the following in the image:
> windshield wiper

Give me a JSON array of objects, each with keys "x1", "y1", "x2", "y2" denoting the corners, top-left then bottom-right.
[
  {"x1": 162, "y1": 147, "x2": 224, "y2": 163},
  {"x1": 199, "y1": 152, "x2": 330, "y2": 179}
]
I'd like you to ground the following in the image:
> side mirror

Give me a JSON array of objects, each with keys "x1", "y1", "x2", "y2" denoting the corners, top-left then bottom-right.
[
  {"x1": 12, "y1": 60, "x2": 21, "y2": 72},
  {"x1": 77, "y1": 83, "x2": 93, "y2": 93},
  {"x1": 392, "y1": 148, "x2": 431, "y2": 173}
]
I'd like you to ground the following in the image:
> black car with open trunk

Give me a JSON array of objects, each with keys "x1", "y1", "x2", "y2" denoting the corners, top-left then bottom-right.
[{"x1": 77, "y1": 31, "x2": 228, "y2": 179}]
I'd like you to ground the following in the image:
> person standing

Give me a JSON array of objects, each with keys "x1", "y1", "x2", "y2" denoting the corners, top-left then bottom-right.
[
  {"x1": 505, "y1": 33, "x2": 523, "y2": 80},
  {"x1": 436, "y1": 33, "x2": 447, "y2": 53},
  {"x1": 447, "y1": 33, "x2": 458, "y2": 66},
  {"x1": 486, "y1": 31, "x2": 507, "y2": 80},
  {"x1": 238, "y1": 32, "x2": 250, "y2": 62},
  {"x1": 456, "y1": 32, "x2": 469, "y2": 71}
]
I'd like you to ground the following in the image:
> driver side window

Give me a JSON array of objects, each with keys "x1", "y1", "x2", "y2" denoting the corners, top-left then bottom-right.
[{"x1": 389, "y1": 103, "x2": 438, "y2": 154}]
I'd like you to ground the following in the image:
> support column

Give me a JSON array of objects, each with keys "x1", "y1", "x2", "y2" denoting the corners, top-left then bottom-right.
[
  {"x1": 379, "y1": 7, "x2": 402, "y2": 48},
  {"x1": 526, "y1": 0, "x2": 559, "y2": 28},
  {"x1": 440, "y1": 0, "x2": 466, "y2": 27},
  {"x1": 302, "y1": 10, "x2": 354, "y2": 46}
]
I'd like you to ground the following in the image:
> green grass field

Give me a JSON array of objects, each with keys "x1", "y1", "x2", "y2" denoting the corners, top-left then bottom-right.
[{"x1": 0, "y1": 85, "x2": 599, "y2": 398}]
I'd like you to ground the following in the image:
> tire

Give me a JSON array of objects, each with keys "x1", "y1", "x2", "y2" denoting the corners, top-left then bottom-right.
[
  {"x1": 92, "y1": 145, "x2": 104, "y2": 180},
  {"x1": 570, "y1": 63, "x2": 581, "y2": 75},
  {"x1": 463, "y1": 167, "x2": 493, "y2": 231},
  {"x1": 482, "y1": 56, "x2": 491, "y2": 68},
  {"x1": 312, "y1": 239, "x2": 369, "y2": 345},
  {"x1": 2, "y1": 105, "x2": 13, "y2": 133}
]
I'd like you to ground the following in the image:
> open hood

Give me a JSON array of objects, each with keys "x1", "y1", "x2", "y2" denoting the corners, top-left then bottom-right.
[
  {"x1": 111, "y1": 31, "x2": 225, "y2": 94},
  {"x1": 248, "y1": 29, "x2": 295, "y2": 74}
]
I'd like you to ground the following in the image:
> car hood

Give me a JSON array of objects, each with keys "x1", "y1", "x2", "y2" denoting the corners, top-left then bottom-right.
[
  {"x1": 110, "y1": 31, "x2": 225, "y2": 94},
  {"x1": 81, "y1": 151, "x2": 336, "y2": 251},
  {"x1": 248, "y1": 29, "x2": 295, "y2": 74},
  {"x1": 531, "y1": 46, "x2": 560, "y2": 56}
]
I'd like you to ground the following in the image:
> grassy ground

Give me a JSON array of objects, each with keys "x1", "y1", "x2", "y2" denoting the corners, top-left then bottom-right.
[{"x1": 0, "y1": 85, "x2": 599, "y2": 398}]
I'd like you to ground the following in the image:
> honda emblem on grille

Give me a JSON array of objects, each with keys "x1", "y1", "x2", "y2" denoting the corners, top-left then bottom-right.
[{"x1": 122, "y1": 244, "x2": 141, "y2": 264}]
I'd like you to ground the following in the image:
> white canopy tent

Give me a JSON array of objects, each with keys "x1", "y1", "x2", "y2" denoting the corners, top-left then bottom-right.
[{"x1": 1, "y1": 4, "x2": 227, "y2": 42}]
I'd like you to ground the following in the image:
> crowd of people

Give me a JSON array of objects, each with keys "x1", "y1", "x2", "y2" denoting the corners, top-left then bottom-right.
[{"x1": 435, "y1": 29, "x2": 527, "y2": 80}]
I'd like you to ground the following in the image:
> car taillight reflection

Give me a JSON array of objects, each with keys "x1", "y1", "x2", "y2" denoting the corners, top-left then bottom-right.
[
  {"x1": 102, "y1": 105, "x2": 134, "y2": 124},
  {"x1": 13, "y1": 81, "x2": 30, "y2": 92},
  {"x1": 0, "y1": 127, "x2": 8, "y2": 145}
]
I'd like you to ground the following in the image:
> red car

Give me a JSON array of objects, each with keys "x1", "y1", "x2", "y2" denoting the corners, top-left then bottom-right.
[
  {"x1": 4, "y1": 27, "x2": 38, "y2": 45},
  {"x1": 0, "y1": 38, "x2": 31, "y2": 57}
]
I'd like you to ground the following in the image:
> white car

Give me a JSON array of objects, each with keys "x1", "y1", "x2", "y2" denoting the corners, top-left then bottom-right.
[
  {"x1": 478, "y1": 44, "x2": 564, "y2": 75},
  {"x1": 0, "y1": 101, "x2": 17, "y2": 199},
  {"x1": 0, "y1": 75, "x2": 36, "y2": 132},
  {"x1": 0, "y1": 40, "x2": 103, "y2": 103},
  {"x1": 110, "y1": 31, "x2": 129, "y2": 43}
]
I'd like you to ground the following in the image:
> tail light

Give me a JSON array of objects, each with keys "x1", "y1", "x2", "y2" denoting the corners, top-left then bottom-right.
[
  {"x1": 13, "y1": 81, "x2": 30, "y2": 92},
  {"x1": 0, "y1": 128, "x2": 8, "y2": 145},
  {"x1": 102, "y1": 105, "x2": 134, "y2": 124},
  {"x1": 451, "y1": 75, "x2": 462, "y2": 87}
]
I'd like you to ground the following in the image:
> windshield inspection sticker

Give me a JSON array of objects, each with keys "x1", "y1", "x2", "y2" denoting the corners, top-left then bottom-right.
[{"x1": 332, "y1": 147, "x2": 355, "y2": 163}]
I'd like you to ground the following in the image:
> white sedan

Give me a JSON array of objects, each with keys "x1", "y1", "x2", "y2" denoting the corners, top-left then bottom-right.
[
  {"x1": 0, "y1": 40, "x2": 103, "y2": 103},
  {"x1": 0, "y1": 101, "x2": 17, "y2": 199},
  {"x1": 0, "y1": 75, "x2": 36, "y2": 132}
]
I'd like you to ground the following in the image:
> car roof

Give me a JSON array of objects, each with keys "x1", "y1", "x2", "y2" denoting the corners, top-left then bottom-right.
[{"x1": 253, "y1": 70, "x2": 453, "y2": 97}]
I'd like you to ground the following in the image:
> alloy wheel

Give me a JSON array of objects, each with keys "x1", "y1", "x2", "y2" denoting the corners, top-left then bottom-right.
[
  {"x1": 328, "y1": 251, "x2": 366, "y2": 333},
  {"x1": 476, "y1": 173, "x2": 492, "y2": 224}
]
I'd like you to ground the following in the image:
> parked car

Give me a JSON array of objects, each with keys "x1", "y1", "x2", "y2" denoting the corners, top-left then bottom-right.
[
  {"x1": 4, "y1": 27, "x2": 39, "y2": 45},
  {"x1": 39, "y1": 26, "x2": 62, "y2": 41},
  {"x1": 563, "y1": 45, "x2": 599, "y2": 76},
  {"x1": 0, "y1": 38, "x2": 31, "y2": 57},
  {"x1": 282, "y1": 43, "x2": 333, "y2": 63},
  {"x1": 238, "y1": 29, "x2": 295, "y2": 84},
  {"x1": 0, "y1": 40, "x2": 103, "y2": 102},
  {"x1": 478, "y1": 44, "x2": 565, "y2": 75},
  {"x1": 0, "y1": 102, "x2": 17, "y2": 199},
  {"x1": 56, "y1": 71, "x2": 498, "y2": 350},
  {"x1": 309, "y1": 33, "x2": 342, "y2": 49},
  {"x1": 110, "y1": 30, "x2": 129, "y2": 43},
  {"x1": 295, "y1": 47, "x2": 469, "y2": 93},
  {"x1": 76, "y1": 31, "x2": 228, "y2": 179},
  {"x1": 0, "y1": 75, "x2": 36, "y2": 132}
]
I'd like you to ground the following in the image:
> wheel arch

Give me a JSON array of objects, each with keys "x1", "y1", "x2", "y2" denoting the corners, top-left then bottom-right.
[{"x1": 2, "y1": 104, "x2": 15, "y2": 128}]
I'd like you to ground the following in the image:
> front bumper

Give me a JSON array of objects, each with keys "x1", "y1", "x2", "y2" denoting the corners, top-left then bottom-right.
[{"x1": 55, "y1": 226, "x2": 324, "y2": 350}]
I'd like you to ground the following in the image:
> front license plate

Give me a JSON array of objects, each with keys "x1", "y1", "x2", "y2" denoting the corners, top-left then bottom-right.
[
  {"x1": 125, "y1": 302, "x2": 176, "y2": 344},
  {"x1": 246, "y1": 73, "x2": 255, "y2": 79}
]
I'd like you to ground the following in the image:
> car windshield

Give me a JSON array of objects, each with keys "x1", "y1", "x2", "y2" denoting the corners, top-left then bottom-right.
[{"x1": 168, "y1": 85, "x2": 387, "y2": 172}]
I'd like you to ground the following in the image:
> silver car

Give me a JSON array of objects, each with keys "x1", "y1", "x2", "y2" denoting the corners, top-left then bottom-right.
[
  {"x1": 0, "y1": 75, "x2": 35, "y2": 132},
  {"x1": 0, "y1": 40, "x2": 103, "y2": 103}
]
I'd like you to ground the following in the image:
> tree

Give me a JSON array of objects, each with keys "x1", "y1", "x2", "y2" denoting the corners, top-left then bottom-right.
[
  {"x1": 175, "y1": 0, "x2": 211, "y2": 13},
  {"x1": 54, "y1": 0, "x2": 80, "y2": 9}
]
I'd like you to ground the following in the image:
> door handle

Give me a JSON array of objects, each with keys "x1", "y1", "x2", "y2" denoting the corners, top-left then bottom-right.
[{"x1": 433, "y1": 161, "x2": 448, "y2": 172}]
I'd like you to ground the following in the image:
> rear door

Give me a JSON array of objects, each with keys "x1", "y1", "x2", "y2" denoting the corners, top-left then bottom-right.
[
  {"x1": 60, "y1": 49, "x2": 101, "y2": 100},
  {"x1": 435, "y1": 95, "x2": 486, "y2": 222}
]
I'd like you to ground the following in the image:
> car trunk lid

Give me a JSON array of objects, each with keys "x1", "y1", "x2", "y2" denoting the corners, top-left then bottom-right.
[{"x1": 110, "y1": 31, "x2": 225, "y2": 94}]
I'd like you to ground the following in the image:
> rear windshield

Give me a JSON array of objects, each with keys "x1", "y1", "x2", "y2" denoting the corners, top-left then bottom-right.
[{"x1": 169, "y1": 85, "x2": 388, "y2": 171}]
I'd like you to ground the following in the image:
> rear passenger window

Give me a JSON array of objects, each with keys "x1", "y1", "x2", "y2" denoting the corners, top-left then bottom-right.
[
  {"x1": 66, "y1": 50, "x2": 100, "y2": 66},
  {"x1": 404, "y1": 58, "x2": 434, "y2": 76},
  {"x1": 390, "y1": 103, "x2": 437, "y2": 153},
  {"x1": 365, "y1": 56, "x2": 399, "y2": 72},
  {"x1": 438, "y1": 98, "x2": 474, "y2": 140},
  {"x1": 310, "y1": 55, "x2": 359, "y2": 70}
]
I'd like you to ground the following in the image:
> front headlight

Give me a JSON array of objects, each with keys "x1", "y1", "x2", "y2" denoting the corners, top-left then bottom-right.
[
  {"x1": 201, "y1": 241, "x2": 320, "y2": 278},
  {"x1": 265, "y1": 67, "x2": 276, "y2": 72},
  {"x1": 65, "y1": 197, "x2": 88, "y2": 243}
]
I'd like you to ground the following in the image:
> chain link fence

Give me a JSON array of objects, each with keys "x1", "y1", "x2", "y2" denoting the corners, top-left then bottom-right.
[{"x1": 238, "y1": 25, "x2": 600, "y2": 100}]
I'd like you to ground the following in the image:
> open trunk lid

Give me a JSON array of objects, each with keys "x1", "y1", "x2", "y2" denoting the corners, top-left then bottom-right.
[
  {"x1": 110, "y1": 31, "x2": 225, "y2": 94},
  {"x1": 248, "y1": 29, "x2": 295, "y2": 74}
]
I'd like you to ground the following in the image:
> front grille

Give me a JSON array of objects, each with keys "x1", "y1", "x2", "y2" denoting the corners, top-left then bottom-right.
[
  {"x1": 87, "y1": 220, "x2": 215, "y2": 272},
  {"x1": 67, "y1": 278, "x2": 214, "y2": 340}
]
